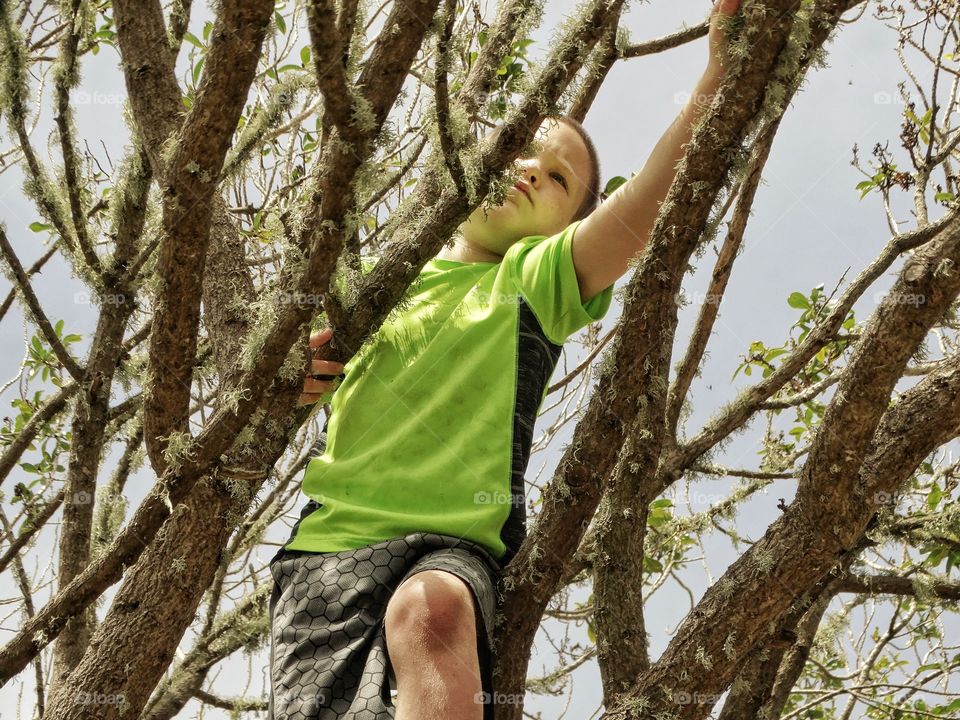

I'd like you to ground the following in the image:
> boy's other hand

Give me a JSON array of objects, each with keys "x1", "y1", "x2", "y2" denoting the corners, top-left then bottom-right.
[
  {"x1": 298, "y1": 327, "x2": 345, "y2": 407},
  {"x1": 707, "y1": 0, "x2": 741, "y2": 74}
]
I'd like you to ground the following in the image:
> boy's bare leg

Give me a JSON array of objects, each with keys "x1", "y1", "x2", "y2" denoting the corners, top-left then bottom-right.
[{"x1": 385, "y1": 569, "x2": 484, "y2": 720}]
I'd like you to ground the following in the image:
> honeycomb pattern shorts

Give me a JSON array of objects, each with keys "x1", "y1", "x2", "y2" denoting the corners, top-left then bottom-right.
[{"x1": 267, "y1": 532, "x2": 503, "y2": 719}]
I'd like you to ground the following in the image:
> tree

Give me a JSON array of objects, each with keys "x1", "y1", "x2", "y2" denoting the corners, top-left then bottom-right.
[{"x1": 0, "y1": 0, "x2": 958, "y2": 718}]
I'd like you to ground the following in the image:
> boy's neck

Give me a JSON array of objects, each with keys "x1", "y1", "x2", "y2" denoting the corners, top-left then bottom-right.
[{"x1": 435, "y1": 232, "x2": 502, "y2": 264}]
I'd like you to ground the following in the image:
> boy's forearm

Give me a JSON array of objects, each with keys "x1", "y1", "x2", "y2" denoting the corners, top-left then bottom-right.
[{"x1": 628, "y1": 67, "x2": 725, "y2": 226}]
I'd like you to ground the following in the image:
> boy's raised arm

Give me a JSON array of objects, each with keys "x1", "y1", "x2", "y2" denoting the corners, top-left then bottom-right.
[{"x1": 571, "y1": 0, "x2": 740, "y2": 303}]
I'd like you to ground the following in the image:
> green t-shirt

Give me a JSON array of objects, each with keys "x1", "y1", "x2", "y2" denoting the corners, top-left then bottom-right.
[{"x1": 284, "y1": 219, "x2": 614, "y2": 562}]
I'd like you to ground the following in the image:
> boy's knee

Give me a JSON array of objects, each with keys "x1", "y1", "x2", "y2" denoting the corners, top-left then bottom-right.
[{"x1": 385, "y1": 570, "x2": 477, "y2": 654}]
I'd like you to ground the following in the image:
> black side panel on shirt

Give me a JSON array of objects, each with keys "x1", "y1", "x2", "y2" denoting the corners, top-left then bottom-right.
[
  {"x1": 500, "y1": 296, "x2": 563, "y2": 567},
  {"x1": 280, "y1": 430, "x2": 328, "y2": 552}
]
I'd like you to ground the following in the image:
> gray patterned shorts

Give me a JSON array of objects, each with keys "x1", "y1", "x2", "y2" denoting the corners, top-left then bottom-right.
[{"x1": 267, "y1": 529, "x2": 503, "y2": 719}]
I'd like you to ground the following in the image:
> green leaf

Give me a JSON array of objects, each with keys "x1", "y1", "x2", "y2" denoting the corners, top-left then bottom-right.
[
  {"x1": 29, "y1": 222, "x2": 53, "y2": 232},
  {"x1": 202, "y1": 21, "x2": 213, "y2": 42},
  {"x1": 274, "y1": 11, "x2": 286, "y2": 34},
  {"x1": 787, "y1": 292, "x2": 810, "y2": 310},
  {"x1": 928, "y1": 482, "x2": 943, "y2": 510},
  {"x1": 603, "y1": 175, "x2": 628, "y2": 198},
  {"x1": 183, "y1": 31, "x2": 203, "y2": 49},
  {"x1": 193, "y1": 56, "x2": 205, "y2": 85},
  {"x1": 300, "y1": 45, "x2": 311, "y2": 66}
]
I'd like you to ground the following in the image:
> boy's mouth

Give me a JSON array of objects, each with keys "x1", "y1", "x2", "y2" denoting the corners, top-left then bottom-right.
[{"x1": 513, "y1": 182, "x2": 532, "y2": 205}]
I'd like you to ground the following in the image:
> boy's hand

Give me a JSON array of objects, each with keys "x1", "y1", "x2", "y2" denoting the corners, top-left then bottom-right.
[
  {"x1": 297, "y1": 327, "x2": 345, "y2": 407},
  {"x1": 707, "y1": 0, "x2": 741, "y2": 74}
]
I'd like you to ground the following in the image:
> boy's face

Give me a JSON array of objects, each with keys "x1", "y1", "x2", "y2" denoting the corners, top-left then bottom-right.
[{"x1": 456, "y1": 119, "x2": 593, "y2": 256}]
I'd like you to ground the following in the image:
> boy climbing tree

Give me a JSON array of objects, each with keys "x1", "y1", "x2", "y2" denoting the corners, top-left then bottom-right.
[{"x1": 269, "y1": 1, "x2": 741, "y2": 718}]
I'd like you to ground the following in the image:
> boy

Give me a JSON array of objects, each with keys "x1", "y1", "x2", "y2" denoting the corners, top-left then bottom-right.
[
  {"x1": 268, "y1": 3, "x2": 738, "y2": 717},
  {"x1": 269, "y1": 115, "x2": 609, "y2": 720}
]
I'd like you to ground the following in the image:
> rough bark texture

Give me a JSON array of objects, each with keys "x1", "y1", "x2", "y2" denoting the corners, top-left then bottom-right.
[
  {"x1": 115, "y1": 0, "x2": 275, "y2": 474},
  {"x1": 717, "y1": 563, "x2": 848, "y2": 719}
]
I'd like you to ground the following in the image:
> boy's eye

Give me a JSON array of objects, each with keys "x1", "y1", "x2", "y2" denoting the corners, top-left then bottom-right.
[{"x1": 551, "y1": 171, "x2": 567, "y2": 189}]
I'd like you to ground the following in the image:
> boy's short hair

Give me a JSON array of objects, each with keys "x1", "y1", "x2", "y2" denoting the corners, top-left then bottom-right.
[{"x1": 556, "y1": 115, "x2": 602, "y2": 223}]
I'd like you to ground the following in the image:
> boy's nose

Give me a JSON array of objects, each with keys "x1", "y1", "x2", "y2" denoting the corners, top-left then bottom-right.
[{"x1": 519, "y1": 164, "x2": 538, "y2": 186}]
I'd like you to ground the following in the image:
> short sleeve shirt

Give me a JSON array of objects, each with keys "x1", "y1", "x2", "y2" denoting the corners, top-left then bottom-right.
[{"x1": 284, "y1": 219, "x2": 614, "y2": 563}]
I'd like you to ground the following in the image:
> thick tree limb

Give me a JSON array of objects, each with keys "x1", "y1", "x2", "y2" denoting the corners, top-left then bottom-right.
[
  {"x1": 114, "y1": 0, "x2": 275, "y2": 474},
  {"x1": 717, "y1": 569, "x2": 842, "y2": 720}
]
